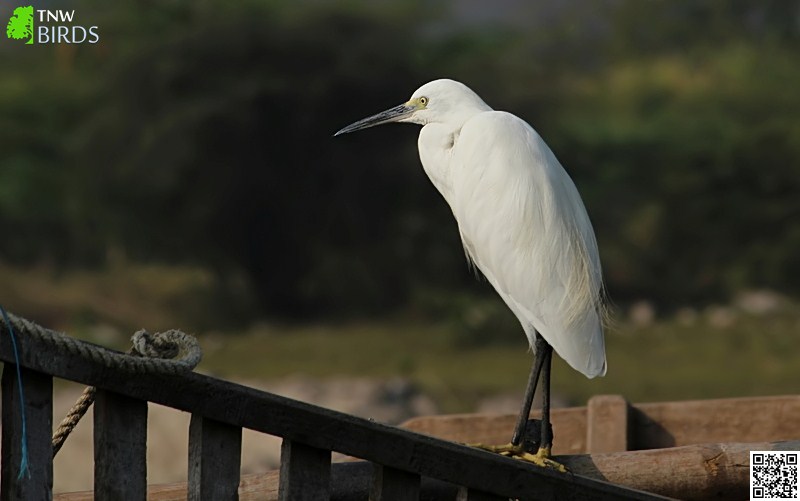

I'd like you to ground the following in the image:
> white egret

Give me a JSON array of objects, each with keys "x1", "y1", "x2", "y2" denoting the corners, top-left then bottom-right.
[{"x1": 335, "y1": 79, "x2": 606, "y2": 469}]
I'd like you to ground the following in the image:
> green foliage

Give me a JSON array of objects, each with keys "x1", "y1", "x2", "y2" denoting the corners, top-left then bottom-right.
[
  {"x1": 1, "y1": 0, "x2": 799, "y2": 320},
  {"x1": 554, "y1": 44, "x2": 800, "y2": 304}
]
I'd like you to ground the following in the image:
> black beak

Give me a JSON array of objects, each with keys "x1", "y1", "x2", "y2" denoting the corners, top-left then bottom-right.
[{"x1": 334, "y1": 104, "x2": 416, "y2": 136}]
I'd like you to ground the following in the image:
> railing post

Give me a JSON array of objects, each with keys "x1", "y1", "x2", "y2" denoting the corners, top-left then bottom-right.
[
  {"x1": 278, "y1": 439, "x2": 331, "y2": 501},
  {"x1": 1, "y1": 365, "x2": 53, "y2": 501},
  {"x1": 94, "y1": 389, "x2": 148, "y2": 500},
  {"x1": 371, "y1": 465, "x2": 420, "y2": 501},
  {"x1": 587, "y1": 395, "x2": 630, "y2": 453},
  {"x1": 456, "y1": 486, "x2": 507, "y2": 501},
  {"x1": 188, "y1": 414, "x2": 242, "y2": 500}
]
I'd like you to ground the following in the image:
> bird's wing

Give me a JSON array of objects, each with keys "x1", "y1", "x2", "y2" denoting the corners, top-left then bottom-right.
[{"x1": 449, "y1": 111, "x2": 606, "y2": 378}]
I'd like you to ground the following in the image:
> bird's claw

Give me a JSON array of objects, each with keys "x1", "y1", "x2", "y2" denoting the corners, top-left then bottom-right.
[{"x1": 469, "y1": 443, "x2": 568, "y2": 473}]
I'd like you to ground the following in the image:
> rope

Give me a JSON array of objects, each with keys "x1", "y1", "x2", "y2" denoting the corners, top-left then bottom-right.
[
  {"x1": 0, "y1": 311, "x2": 202, "y2": 458},
  {"x1": 52, "y1": 386, "x2": 96, "y2": 456},
  {"x1": 2, "y1": 312, "x2": 202, "y2": 375},
  {"x1": 1, "y1": 305, "x2": 31, "y2": 479}
]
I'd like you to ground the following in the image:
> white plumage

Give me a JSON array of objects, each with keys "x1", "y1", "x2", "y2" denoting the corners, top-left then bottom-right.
[{"x1": 336, "y1": 78, "x2": 606, "y2": 379}]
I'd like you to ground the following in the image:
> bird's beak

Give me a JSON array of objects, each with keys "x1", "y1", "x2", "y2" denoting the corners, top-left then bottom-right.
[{"x1": 334, "y1": 103, "x2": 416, "y2": 136}]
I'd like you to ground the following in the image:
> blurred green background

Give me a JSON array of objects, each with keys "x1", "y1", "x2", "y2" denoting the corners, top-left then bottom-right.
[{"x1": 2, "y1": 0, "x2": 799, "y2": 411}]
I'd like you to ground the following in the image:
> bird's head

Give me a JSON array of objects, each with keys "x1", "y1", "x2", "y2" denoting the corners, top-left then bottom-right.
[{"x1": 334, "y1": 79, "x2": 491, "y2": 136}]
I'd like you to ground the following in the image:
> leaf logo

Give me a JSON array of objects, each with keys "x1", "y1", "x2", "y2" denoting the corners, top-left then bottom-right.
[{"x1": 6, "y1": 5, "x2": 34, "y2": 44}]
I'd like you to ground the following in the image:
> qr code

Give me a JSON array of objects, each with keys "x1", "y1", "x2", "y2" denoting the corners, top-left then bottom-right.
[{"x1": 751, "y1": 451, "x2": 799, "y2": 500}]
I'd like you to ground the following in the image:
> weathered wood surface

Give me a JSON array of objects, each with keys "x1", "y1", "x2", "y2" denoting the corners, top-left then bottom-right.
[
  {"x1": 55, "y1": 440, "x2": 798, "y2": 501},
  {"x1": 586, "y1": 395, "x2": 630, "y2": 453},
  {"x1": 632, "y1": 396, "x2": 800, "y2": 449},
  {"x1": 401, "y1": 394, "x2": 800, "y2": 454},
  {"x1": 563, "y1": 440, "x2": 800, "y2": 500},
  {"x1": 48, "y1": 392, "x2": 800, "y2": 501},
  {"x1": 401, "y1": 408, "x2": 589, "y2": 455},
  {"x1": 370, "y1": 465, "x2": 420, "y2": 501},
  {"x1": 278, "y1": 440, "x2": 331, "y2": 501},
  {"x1": 8, "y1": 322, "x2": 796, "y2": 501},
  {"x1": 1, "y1": 366, "x2": 53, "y2": 501},
  {"x1": 0, "y1": 333, "x2": 659, "y2": 500},
  {"x1": 94, "y1": 390, "x2": 147, "y2": 500},
  {"x1": 188, "y1": 414, "x2": 242, "y2": 501},
  {"x1": 456, "y1": 486, "x2": 509, "y2": 501},
  {"x1": 55, "y1": 462, "x2": 459, "y2": 501}
]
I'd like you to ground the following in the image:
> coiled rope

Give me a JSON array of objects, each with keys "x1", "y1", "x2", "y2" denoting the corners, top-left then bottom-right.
[{"x1": 0, "y1": 311, "x2": 202, "y2": 458}]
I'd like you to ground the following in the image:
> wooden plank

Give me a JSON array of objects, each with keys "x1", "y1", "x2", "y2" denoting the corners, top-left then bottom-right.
[
  {"x1": 73, "y1": 435, "x2": 781, "y2": 501},
  {"x1": 402, "y1": 395, "x2": 800, "y2": 455},
  {"x1": 188, "y1": 414, "x2": 242, "y2": 501},
  {"x1": 456, "y1": 486, "x2": 506, "y2": 501},
  {"x1": 633, "y1": 395, "x2": 800, "y2": 449},
  {"x1": 61, "y1": 436, "x2": 788, "y2": 501},
  {"x1": 63, "y1": 434, "x2": 785, "y2": 501},
  {"x1": 400, "y1": 408, "x2": 588, "y2": 455},
  {"x1": 1, "y1": 365, "x2": 53, "y2": 501},
  {"x1": 586, "y1": 395, "x2": 630, "y2": 453},
  {"x1": 371, "y1": 465, "x2": 420, "y2": 501},
  {"x1": 0, "y1": 332, "x2": 663, "y2": 500},
  {"x1": 278, "y1": 440, "x2": 331, "y2": 501},
  {"x1": 56, "y1": 461, "x2": 460, "y2": 501},
  {"x1": 94, "y1": 390, "x2": 147, "y2": 500},
  {"x1": 563, "y1": 440, "x2": 800, "y2": 500}
]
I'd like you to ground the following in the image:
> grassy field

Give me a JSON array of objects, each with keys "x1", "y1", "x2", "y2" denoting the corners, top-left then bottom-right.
[
  {"x1": 3, "y1": 262, "x2": 799, "y2": 413},
  {"x1": 198, "y1": 307, "x2": 800, "y2": 413}
]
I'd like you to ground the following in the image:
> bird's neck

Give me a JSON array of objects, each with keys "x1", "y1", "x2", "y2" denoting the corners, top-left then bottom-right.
[{"x1": 418, "y1": 122, "x2": 459, "y2": 205}]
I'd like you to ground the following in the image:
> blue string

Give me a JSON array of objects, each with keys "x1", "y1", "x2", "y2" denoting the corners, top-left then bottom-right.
[{"x1": 0, "y1": 305, "x2": 31, "y2": 480}]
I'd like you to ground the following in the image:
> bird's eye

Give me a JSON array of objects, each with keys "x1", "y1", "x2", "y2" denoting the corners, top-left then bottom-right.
[{"x1": 419, "y1": 96, "x2": 429, "y2": 106}]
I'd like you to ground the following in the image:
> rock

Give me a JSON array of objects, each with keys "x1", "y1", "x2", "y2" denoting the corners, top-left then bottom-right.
[
  {"x1": 705, "y1": 305, "x2": 736, "y2": 328},
  {"x1": 734, "y1": 289, "x2": 786, "y2": 315},
  {"x1": 629, "y1": 300, "x2": 655, "y2": 327}
]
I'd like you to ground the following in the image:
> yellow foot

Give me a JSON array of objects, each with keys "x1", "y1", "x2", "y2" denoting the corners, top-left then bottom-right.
[{"x1": 469, "y1": 443, "x2": 568, "y2": 473}]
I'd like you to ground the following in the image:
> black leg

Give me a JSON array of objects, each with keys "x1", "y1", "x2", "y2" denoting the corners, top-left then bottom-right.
[
  {"x1": 511, "y1": 333, "x2": 549, "y2": 446},
  {"x1": 540, "y1": 344, "x2": 554, "y2": 451}
]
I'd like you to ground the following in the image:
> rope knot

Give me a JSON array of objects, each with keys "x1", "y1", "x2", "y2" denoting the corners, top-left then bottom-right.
[
  {"x1": 129, "y1": 329, "x2": 202, "y2": 370},
  {"x1": 132, "y1": 329, "x2": 178, "y2": 359}
]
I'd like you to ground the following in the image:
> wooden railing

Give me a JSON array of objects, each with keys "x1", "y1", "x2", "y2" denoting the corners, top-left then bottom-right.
[{"x1": 0, "y1": 319, "x2": 670, "y2": 500}]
